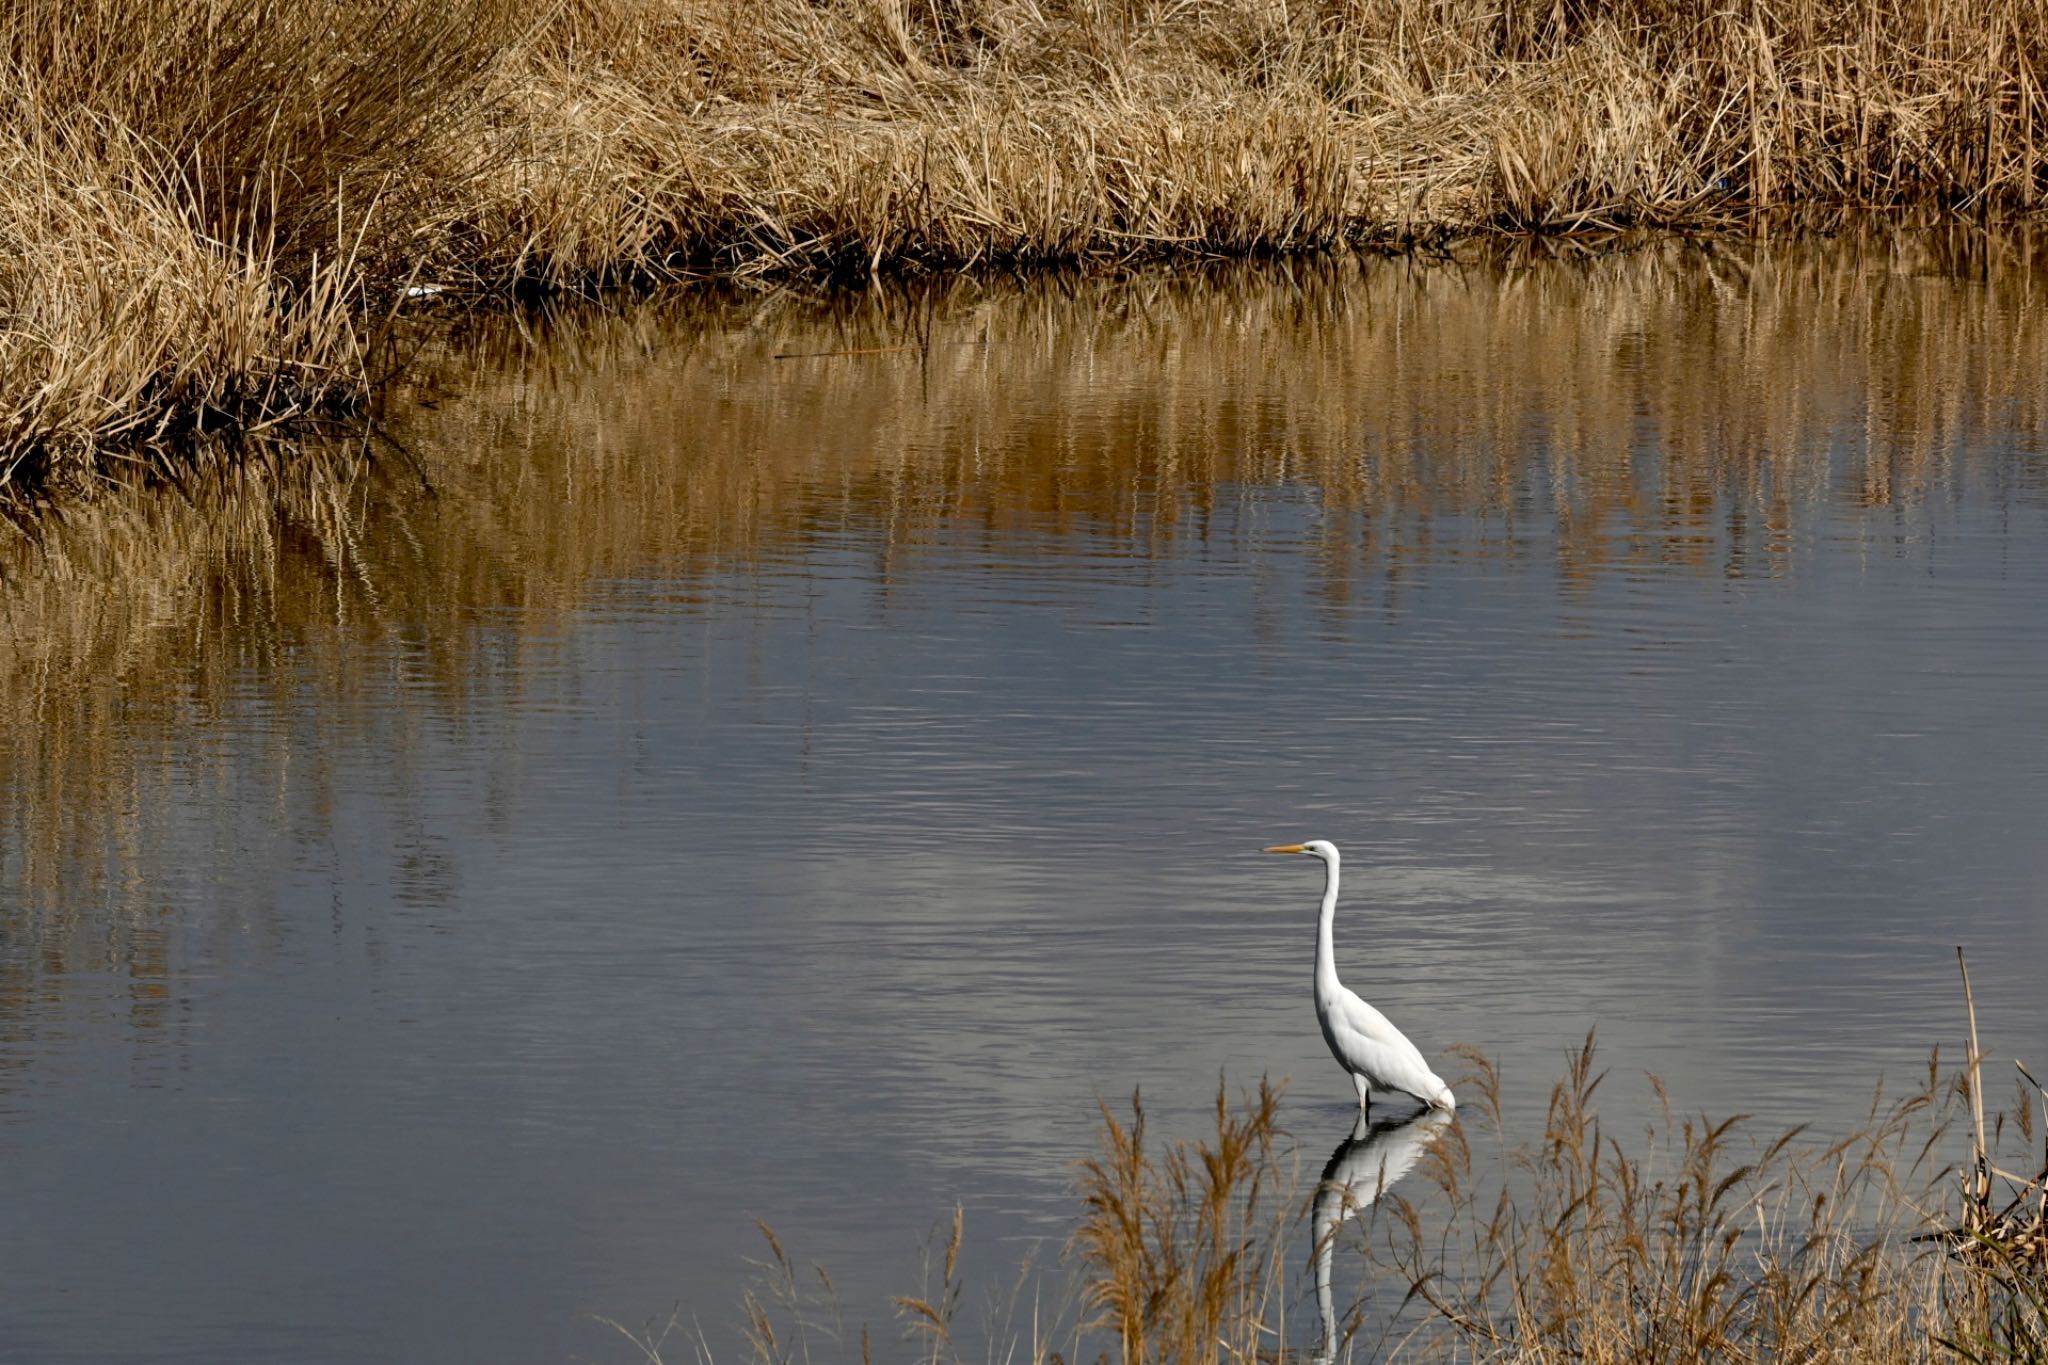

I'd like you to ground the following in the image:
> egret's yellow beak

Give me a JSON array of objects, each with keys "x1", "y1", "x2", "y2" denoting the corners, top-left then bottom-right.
[{"x1": 1263, "y1": 844, "x2": 1306, "y2": 854}]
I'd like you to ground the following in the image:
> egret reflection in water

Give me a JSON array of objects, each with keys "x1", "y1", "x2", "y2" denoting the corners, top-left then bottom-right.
[{"x1": 1311, "y1": 1106, "x2": 1456, "y2": 1363}]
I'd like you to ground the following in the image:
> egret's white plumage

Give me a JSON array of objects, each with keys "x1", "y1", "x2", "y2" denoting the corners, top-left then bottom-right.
[{"x1": 1264, "y1": 840, "x2": 1455, "y2": 1113}]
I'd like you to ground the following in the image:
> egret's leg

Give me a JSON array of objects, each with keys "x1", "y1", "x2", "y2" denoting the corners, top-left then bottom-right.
[{"x1": 1352, "y1": 1072, "x2": 1371, "y2": 1113}]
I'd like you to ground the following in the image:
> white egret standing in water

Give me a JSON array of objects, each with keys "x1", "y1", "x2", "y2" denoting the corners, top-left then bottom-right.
[
  {"x1": 1311, "y1": 1107, "x2": 1456, "y2": 1362},
  {"x1": 1264, "y1": 841, "x2": 1455, "y2": 1113}
]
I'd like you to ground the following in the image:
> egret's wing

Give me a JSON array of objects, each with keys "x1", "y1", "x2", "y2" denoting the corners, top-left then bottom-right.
[
  {"x1": 1328, "y1": 988, "x2": 1448, "y2": 1101},
  {"x1": 1330, "y1": 989, "x2": 1427, "y2": 1061}
]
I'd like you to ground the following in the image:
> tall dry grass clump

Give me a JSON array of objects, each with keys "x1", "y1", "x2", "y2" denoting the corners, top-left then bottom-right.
[
  {"x1": 1060, "y1": 1021, "x2": 2045, "y2": 1364},
  {"x1": 1, "y1": 0, "x2": 511, "y2": 271},
  {"x1": 1382, "y1": 1038, "x2": 1950, "y2": 1363},
  {"x1": 1933, "y1": 955, "x2": 2048, "y2": 1364},
  {"x1": 0, "y1": 0, "x2": 516, "y2": 494},
  {"x1": 1072, "y1": 1080, "x2": 1295, "y2": 1364},
  {"x1": 0, "y1": 123, "x2": 367, "y2": 489},
  {"x1": 1339, "y1": 963, "x2": 2047, "y2": 1364}
]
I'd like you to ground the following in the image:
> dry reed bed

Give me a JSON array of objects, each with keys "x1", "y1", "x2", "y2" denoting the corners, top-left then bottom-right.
[
  {"x1": 6, "y1": 0, "x2": 2048, "y2": 493},
  {"x1": 1109, "y1": 1030, "x2": 2046, "y2": 1365},
  {"x1": 636, "y1": 1026, "x2": 2046, "y2": 1364},
  {"x1": 1047, "y1": 1044, "x2": 2042, "y2": 1365}
]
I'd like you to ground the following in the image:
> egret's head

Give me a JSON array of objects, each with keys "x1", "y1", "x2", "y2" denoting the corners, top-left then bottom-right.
[{"x1": 1264, "y1": 839, "x2": 1339, "y2": 862}]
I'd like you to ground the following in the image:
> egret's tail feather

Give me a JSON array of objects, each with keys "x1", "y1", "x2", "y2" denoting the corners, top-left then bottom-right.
[{"x1": 1431, "y1": 1082, "x2": 1456, "y2": 1111}]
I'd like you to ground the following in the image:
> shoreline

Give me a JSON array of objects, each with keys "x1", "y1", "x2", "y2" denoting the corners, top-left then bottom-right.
[{"x1": 6, "y1": 0, "x2": 2048, "y2": 506}]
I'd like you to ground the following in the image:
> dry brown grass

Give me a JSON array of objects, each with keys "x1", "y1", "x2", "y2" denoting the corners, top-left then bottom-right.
[
  {"x1": 644, "y1": 965, "x2": 2039, "y2": 1364},
  {"x1": 1931, "y1": 955, "x2": 2048, "y2": 1365},
  {"x1": 1383, "y1": 1038, "x2": 1953, "y2": 1363},
  {"x1": 477, "y1": 0, "x2": 2048, "y2": 281},
  {"x1": 1366, "y1": 997, "x2": 2046, "y2": 1365},
  {"x1": 628, "y1": 962, "x2": 2038, "y2": 1365},
  {"x1": 7, "y1": 0, "x2": 2048, "y2": 495},
  {"x1": 0, "y1": 0, "x2": 517, "y2": 494},
  {"x1": 683, "y1": 1028, "x2": 2043, "y2": 1364},
  {"x1": 1073, "y1": 1080, "x2": 1294, "y2": 1364}
]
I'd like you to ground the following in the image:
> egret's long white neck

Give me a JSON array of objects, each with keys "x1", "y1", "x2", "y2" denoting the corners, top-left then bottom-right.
[{"x1": 1314, "y1": 851, "x2": 1342, "y2": 993}]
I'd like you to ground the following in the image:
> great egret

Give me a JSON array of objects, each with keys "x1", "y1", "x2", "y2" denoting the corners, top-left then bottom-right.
[
  {"x1": 1311, "y1": 1106, "x2": 1455, "y2": 1362},
  {"x1": 1264, "y1": 841, "x2": 1455, "y2": 1113}
]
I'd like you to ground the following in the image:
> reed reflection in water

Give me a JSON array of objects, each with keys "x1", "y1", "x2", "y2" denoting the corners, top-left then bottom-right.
[{"x1": 4, "y1": 231, "x2": 2048, "y2": 1363}]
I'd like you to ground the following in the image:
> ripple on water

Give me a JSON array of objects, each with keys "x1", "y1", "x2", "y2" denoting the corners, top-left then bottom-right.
[{"x1": 6, "y1": 240, "x2": 2048, "y2": 1364}]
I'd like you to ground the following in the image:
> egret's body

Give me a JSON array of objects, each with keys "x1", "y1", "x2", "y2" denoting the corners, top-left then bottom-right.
[{"x1": 1265, "y1": 840, "x2": 1454, "y2": 1113}]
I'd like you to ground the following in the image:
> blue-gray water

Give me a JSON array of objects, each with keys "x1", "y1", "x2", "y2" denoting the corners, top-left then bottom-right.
[{"x1": 3, "y1": 237, "x2": 2046, "y2": 1363}]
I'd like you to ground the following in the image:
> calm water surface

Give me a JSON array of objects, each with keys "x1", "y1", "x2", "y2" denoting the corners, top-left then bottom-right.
[{"x1": 4, "y1": 236, "x2": 2048, "y2": 1363}]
